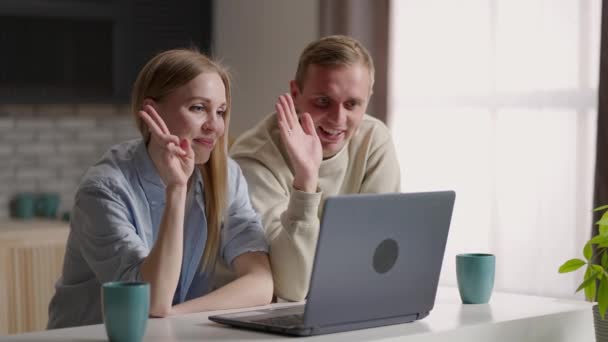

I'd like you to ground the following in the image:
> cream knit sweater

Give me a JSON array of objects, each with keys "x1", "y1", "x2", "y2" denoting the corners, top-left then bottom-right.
[{"x1": 230, "y1": 113, "x2": 401, "y2": 301}]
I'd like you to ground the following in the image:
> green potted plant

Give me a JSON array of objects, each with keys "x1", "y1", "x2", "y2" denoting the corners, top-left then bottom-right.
[{"x1": 559, "y1": 205, "x2": 608, "y2": 340}]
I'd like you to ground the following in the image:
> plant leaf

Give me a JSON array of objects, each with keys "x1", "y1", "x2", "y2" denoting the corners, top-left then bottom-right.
[
  {"x1": 590, "y1": 235, "x2": 608, "y2": 246},
  {"x1": 594, "y1": 205, "x2": 608, "y2": 212},
  {"x1": 584, "y1": 242, "x2": 593, "y2": 261},
  {"x1": 591, "y1": 264, "x2": 608, "y2": 280},
  {"x1": 585, "y1": 266, "x2": 597, "y2": 301},
  {"x1": 602, "y1": 251, "x2": 608, "y2": 270},
  {"x1": 599, "y1": 277, "x2": 608, "y2": 319},
  {"x1": 600, "y1": 211, "x2": 608, "y2": 235},
  {"x1": 597, "y1": 210, "x2": 608, "y2": 236},
  {"x1": 592, "y1": 264, "x2": 606, "y2": 275},
  {"x1": 601, "y1": 224, "x2": 608, "y2": 236},
  {"x1": 577, "y1": 270, "x2": 600, "y2": 293},
  {"x1": 597, "y1": 209, "x2": 608, "y2": 223},
  {"x1": 558, "y1": 259, "x2": 587, "y2": 273}
]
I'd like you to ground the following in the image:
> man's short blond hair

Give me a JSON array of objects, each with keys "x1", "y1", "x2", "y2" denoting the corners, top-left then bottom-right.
[{"x1": 295, "y1": 35, "x2": 374, "y2": 92}]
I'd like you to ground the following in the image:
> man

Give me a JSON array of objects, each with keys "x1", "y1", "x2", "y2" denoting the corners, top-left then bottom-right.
[{"x1": 230, "y1": 35, "x2": 401, "y2": 301}]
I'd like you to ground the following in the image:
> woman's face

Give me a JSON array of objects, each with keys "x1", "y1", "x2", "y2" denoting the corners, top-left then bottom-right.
[{"x1": 153, "y1": 72, "x2": 227, "y2": 164}]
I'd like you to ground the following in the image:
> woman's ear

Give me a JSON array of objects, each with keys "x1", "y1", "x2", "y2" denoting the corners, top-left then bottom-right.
[{"x1": 142, "y1": 97, "x2": 156, "y2": 109}]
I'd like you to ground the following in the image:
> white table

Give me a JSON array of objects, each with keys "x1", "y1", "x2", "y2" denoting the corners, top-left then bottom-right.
[{"x1": 0, "y1": 287, "x2": 594, "y2": 341}]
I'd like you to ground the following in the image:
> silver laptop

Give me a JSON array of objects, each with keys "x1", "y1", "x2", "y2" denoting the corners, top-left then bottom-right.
[{"x1": 209, "y1": 191, "x2": 455, "y2": 336}]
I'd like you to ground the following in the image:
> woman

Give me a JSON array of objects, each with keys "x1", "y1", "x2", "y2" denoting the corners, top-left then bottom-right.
[{"x1": 48, "y1": 49, "x2": 273, "y2": 329}]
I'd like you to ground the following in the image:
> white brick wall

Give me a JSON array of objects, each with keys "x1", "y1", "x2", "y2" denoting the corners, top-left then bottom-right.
[
  {"x1": 0, "y1": 104, "x2": 139, "y2": 219},
  {"x1": 56, "y1": 118, "x2": 96, "y2": 129},
  {"x1": 16, "y1": 118, "x2": 54, "y2": 130},
  {"x1": 0, "y1": 118, "x2": 15, "y2": 129},
  {"x1": 0, "y1": 146, "x2": 13, "y2": 157},
  {"x1": 17, "y1": 144, "x2": 56, "y2": 156}
]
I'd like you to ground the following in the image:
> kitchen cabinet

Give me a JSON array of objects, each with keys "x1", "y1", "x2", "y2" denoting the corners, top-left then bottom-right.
[{"x1": 0, "y1": 220, "x2": 69, "y2": 335}]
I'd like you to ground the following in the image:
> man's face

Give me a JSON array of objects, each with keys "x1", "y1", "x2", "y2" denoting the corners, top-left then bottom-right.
[{"x1": 290, "y1": 63, "x2": 371, "y2": 158}]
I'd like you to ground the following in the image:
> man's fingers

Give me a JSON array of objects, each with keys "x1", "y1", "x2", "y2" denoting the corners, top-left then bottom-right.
[
  {"x1": 276, "y1": 101, "x2": 293, "y2": 132},
  {"x1": 279, "y1": 94, "x2": 298, "y2": 130},
  {"x1": 286, "y1": 93, "x2": 297, "y2": 120},
  {"x1": 302, "y1": 113, "x2": 318, "y2": 137},
  {"x1": 277, "y1": 112, "x2": 292, "y2": 141}
]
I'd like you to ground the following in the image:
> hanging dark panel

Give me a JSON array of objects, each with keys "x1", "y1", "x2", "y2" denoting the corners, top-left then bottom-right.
[{"x1": 0, "y1": 0, "x2": 213, "y2": 104}]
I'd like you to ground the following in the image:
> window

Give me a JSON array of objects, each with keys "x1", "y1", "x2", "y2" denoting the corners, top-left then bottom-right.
[{"x1": 389, "y1": 0, "x2": 601, "y2": 297}]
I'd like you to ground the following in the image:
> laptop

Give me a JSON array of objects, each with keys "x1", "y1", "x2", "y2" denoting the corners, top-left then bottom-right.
[{"x1": 209, "y1": 191, "x2": 456, "y2": 336}]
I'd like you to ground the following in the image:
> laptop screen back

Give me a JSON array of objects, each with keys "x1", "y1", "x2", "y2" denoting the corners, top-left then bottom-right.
[{"x1": 303, "y1": 191, "x2": 455, "y2": 327}]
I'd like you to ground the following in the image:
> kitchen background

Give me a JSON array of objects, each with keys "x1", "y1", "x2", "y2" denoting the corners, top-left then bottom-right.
[
  {"x1": 0, "y1": 0, "x2": 319, "y2": 220},
  {"x1": 0, "y1": 104, "x2": 137, "y2": 219}
]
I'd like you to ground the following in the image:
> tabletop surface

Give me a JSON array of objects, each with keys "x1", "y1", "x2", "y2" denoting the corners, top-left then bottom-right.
[{"x1": 0, "y1": 286, "x2": 594, "y2": 342}]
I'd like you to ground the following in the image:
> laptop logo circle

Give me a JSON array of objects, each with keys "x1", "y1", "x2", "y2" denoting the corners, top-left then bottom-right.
[{"x1": 373, "y1": 238, "x2": 399, "y2": 274}]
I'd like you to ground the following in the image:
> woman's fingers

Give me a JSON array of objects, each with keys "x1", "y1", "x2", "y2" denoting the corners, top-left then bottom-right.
[
  {"x1": 138, "y1": 110, "x2": 165, "y2": 137},
  {"x1": 165, "y1": 142, "x2": 187, "y2": 157},
  {"x1": 143, "y1": 104, "x2": 170, "y2": 135},
  {"x1": 179, "y1": 139, "x2": 194, "y2": 159},
  {"x1": 163, "y1": 134, "x2": 180, "y2": 146},
  {"x1": 167, "y1": 139, "x2": 195, "y2": 159},
  {"x1": 139, "y1": 110, "x2": 180, "y2": 146}
]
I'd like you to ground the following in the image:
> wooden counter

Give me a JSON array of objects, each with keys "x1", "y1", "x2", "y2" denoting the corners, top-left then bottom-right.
[{"x1": 0, "y1": 220, "x2": 69, "y2": 335}]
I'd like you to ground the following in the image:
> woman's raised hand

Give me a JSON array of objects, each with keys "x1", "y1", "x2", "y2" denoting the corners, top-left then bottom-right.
[{"x1": 138, "y1": 105, "x2": 194, "y2": 187}]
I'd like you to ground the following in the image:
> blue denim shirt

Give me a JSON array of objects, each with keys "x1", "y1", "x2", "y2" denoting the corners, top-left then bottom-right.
[{"x1": 47, "y1": 139, "x2": 268, "y2": 329}]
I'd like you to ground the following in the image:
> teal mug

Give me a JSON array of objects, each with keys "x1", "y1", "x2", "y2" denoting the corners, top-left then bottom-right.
[
  {"x1": 10, "y1": 193, "x2": 36, "y2": 219},
  {"x1": 102, "y1": 282, "x2": 150, "y2": 342},
  {"x1": 456, "y1": 253, "x2": 495, "y2": 304},
  {"x1": 35, "y1": 192, "x2": 60, "y2": 218}
]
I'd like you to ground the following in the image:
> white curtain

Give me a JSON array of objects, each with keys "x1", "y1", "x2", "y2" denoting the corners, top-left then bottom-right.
[{"x1": 388, "y1": 0, "x2": 601, "y2": 298}]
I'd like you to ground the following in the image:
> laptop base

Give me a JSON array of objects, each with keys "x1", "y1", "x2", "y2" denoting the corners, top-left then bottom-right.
[{"x1": 209, "y1": 311, "x2": 427, "y2": 337}]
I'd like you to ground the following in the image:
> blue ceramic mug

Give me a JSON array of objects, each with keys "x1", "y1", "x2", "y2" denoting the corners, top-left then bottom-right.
[
  {"x1": 456, "y1": 253, "x2": 495, "y2": 304},
  {"x1": 102, "y1": 282, "x2": 150, "y2": 342}
]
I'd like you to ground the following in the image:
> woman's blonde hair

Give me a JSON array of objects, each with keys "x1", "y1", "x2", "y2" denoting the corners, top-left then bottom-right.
[{"x1": 131, "y1": 49, "x2": 231, "y2": 271}]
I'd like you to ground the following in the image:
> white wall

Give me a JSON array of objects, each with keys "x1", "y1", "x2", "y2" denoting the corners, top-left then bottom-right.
[{"x1": 213, "y1": 0, "x2": 319, "y2": 137}]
